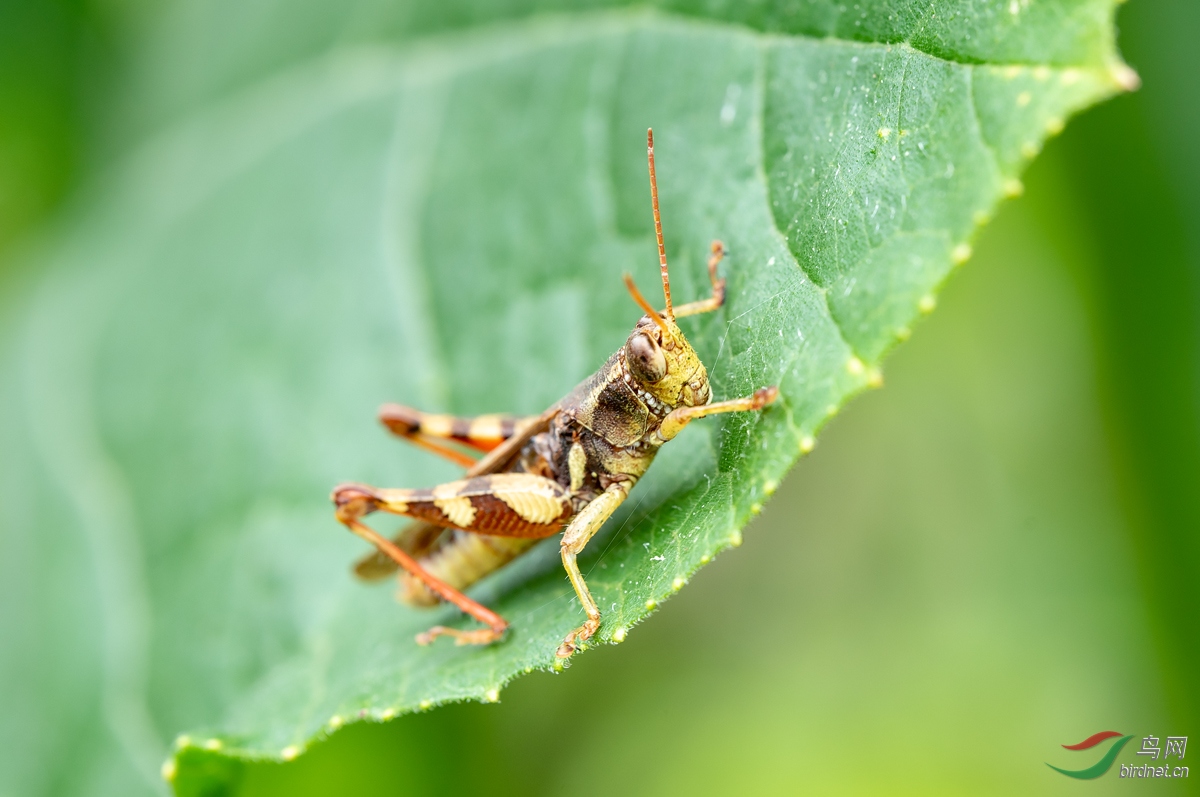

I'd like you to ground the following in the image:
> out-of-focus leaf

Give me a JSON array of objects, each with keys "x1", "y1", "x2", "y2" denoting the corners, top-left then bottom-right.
[{"x1": 0, "y1": 2, "x2": 1128, "y2": 794}]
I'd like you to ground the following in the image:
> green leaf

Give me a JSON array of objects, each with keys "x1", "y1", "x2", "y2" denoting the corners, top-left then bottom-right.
[{"x1": 0, "y1": 3, "x2": 1129, "y2": 794}]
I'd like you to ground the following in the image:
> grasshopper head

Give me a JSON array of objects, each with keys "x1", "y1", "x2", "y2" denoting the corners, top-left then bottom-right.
[
  {"x1": 623, "y1": 315, "x2": 710, "y2": 409},
  {"x1": 622, "y1": 280, "x2": 711, "y2": 411}
]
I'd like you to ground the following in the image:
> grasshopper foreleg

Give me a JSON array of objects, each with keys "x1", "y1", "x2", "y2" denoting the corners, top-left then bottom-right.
[
  {"x1": 670, "y1": 240, "x2": 727, "y2": 318},
  {"x1": 654, "y1": 386, "x2": 778, "y2": 443},
  {"x1": 556, "y1": 480, "x2": 632, "y2": 660}
]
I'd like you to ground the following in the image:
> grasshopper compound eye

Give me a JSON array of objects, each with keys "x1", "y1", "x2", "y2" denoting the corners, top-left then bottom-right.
[{"x1": 627, "y1": 332, "x2": 667, "y2": 383}]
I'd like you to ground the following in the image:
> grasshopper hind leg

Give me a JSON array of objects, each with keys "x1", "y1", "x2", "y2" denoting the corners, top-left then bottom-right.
[
  {"x1": 379, "y1": 404, "x2": 537, "y2": 467},
  {"x1": 416, "y1": 625, "x2": 503, "y2": 646},
  {"x1": 332, "y1": 471, "x2": 573, "y2": 647},
  {"x1": 333, "y1": 489, "x2": 510, "y2": 645}
]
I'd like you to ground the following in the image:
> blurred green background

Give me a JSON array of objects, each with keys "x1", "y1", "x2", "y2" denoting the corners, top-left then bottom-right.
[{"x1": 2, "y1": 0, "x2": 1195, "y2": 794}]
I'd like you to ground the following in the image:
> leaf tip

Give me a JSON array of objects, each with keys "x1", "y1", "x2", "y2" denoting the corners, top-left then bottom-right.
[{"x1": 1110, "y1": 62, "x2": 1140, "y2": 92}]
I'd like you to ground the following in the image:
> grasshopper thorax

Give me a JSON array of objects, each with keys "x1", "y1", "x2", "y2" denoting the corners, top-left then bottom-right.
[{"x1": 622, "y1": 315, "x2": 711, "y2": 413}]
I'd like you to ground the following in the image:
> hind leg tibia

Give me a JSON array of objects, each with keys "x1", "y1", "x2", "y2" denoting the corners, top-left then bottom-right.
[{"x1": 332, "y1": 497, "x2": 507, "y2": 645}]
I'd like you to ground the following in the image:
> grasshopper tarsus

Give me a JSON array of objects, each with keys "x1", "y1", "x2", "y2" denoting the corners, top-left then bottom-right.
[
  {"x1": 417, "y1": 625, "x2": 506, "y2": 647},
  {"x1": 754, "y1": 385, "x2": 779, "y2": 407},
  {"x1": 555, "y1": 615, "x2": 600, "y2": 660},
  {"x1": 333, "y1": 130, "x2": 778, "y2": 658},
  {"x1": 708, "y1": 239, "x2": 726, "y2": 282}
]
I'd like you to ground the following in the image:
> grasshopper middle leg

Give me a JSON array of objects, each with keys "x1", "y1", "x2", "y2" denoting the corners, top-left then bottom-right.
[{"x1": 556, "y1": 480, "x2": 632, "y2": 659}]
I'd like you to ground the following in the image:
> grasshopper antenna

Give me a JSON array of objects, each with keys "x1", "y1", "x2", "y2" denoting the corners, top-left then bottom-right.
[
  {"x1": 647, "y1": 128, "x2": 674, "y2": 320},
  {"x1": 623, "y1": 273, "x2": 671, "y2": 335}
]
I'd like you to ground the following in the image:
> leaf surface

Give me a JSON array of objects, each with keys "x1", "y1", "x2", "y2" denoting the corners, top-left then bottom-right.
[{"x1": 0, "y1": 3, "x2": 1127, "y2": 794}]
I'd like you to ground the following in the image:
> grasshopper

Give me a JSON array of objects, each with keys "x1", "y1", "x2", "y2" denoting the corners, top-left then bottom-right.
[{"x1": 333, "y1": 129, "x2": 778, "y2": 660}]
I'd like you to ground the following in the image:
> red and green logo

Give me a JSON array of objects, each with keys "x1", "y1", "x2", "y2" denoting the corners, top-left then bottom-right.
[{"x1": 1047, "y1": 731, "x2": 1135, "y2": 779}]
